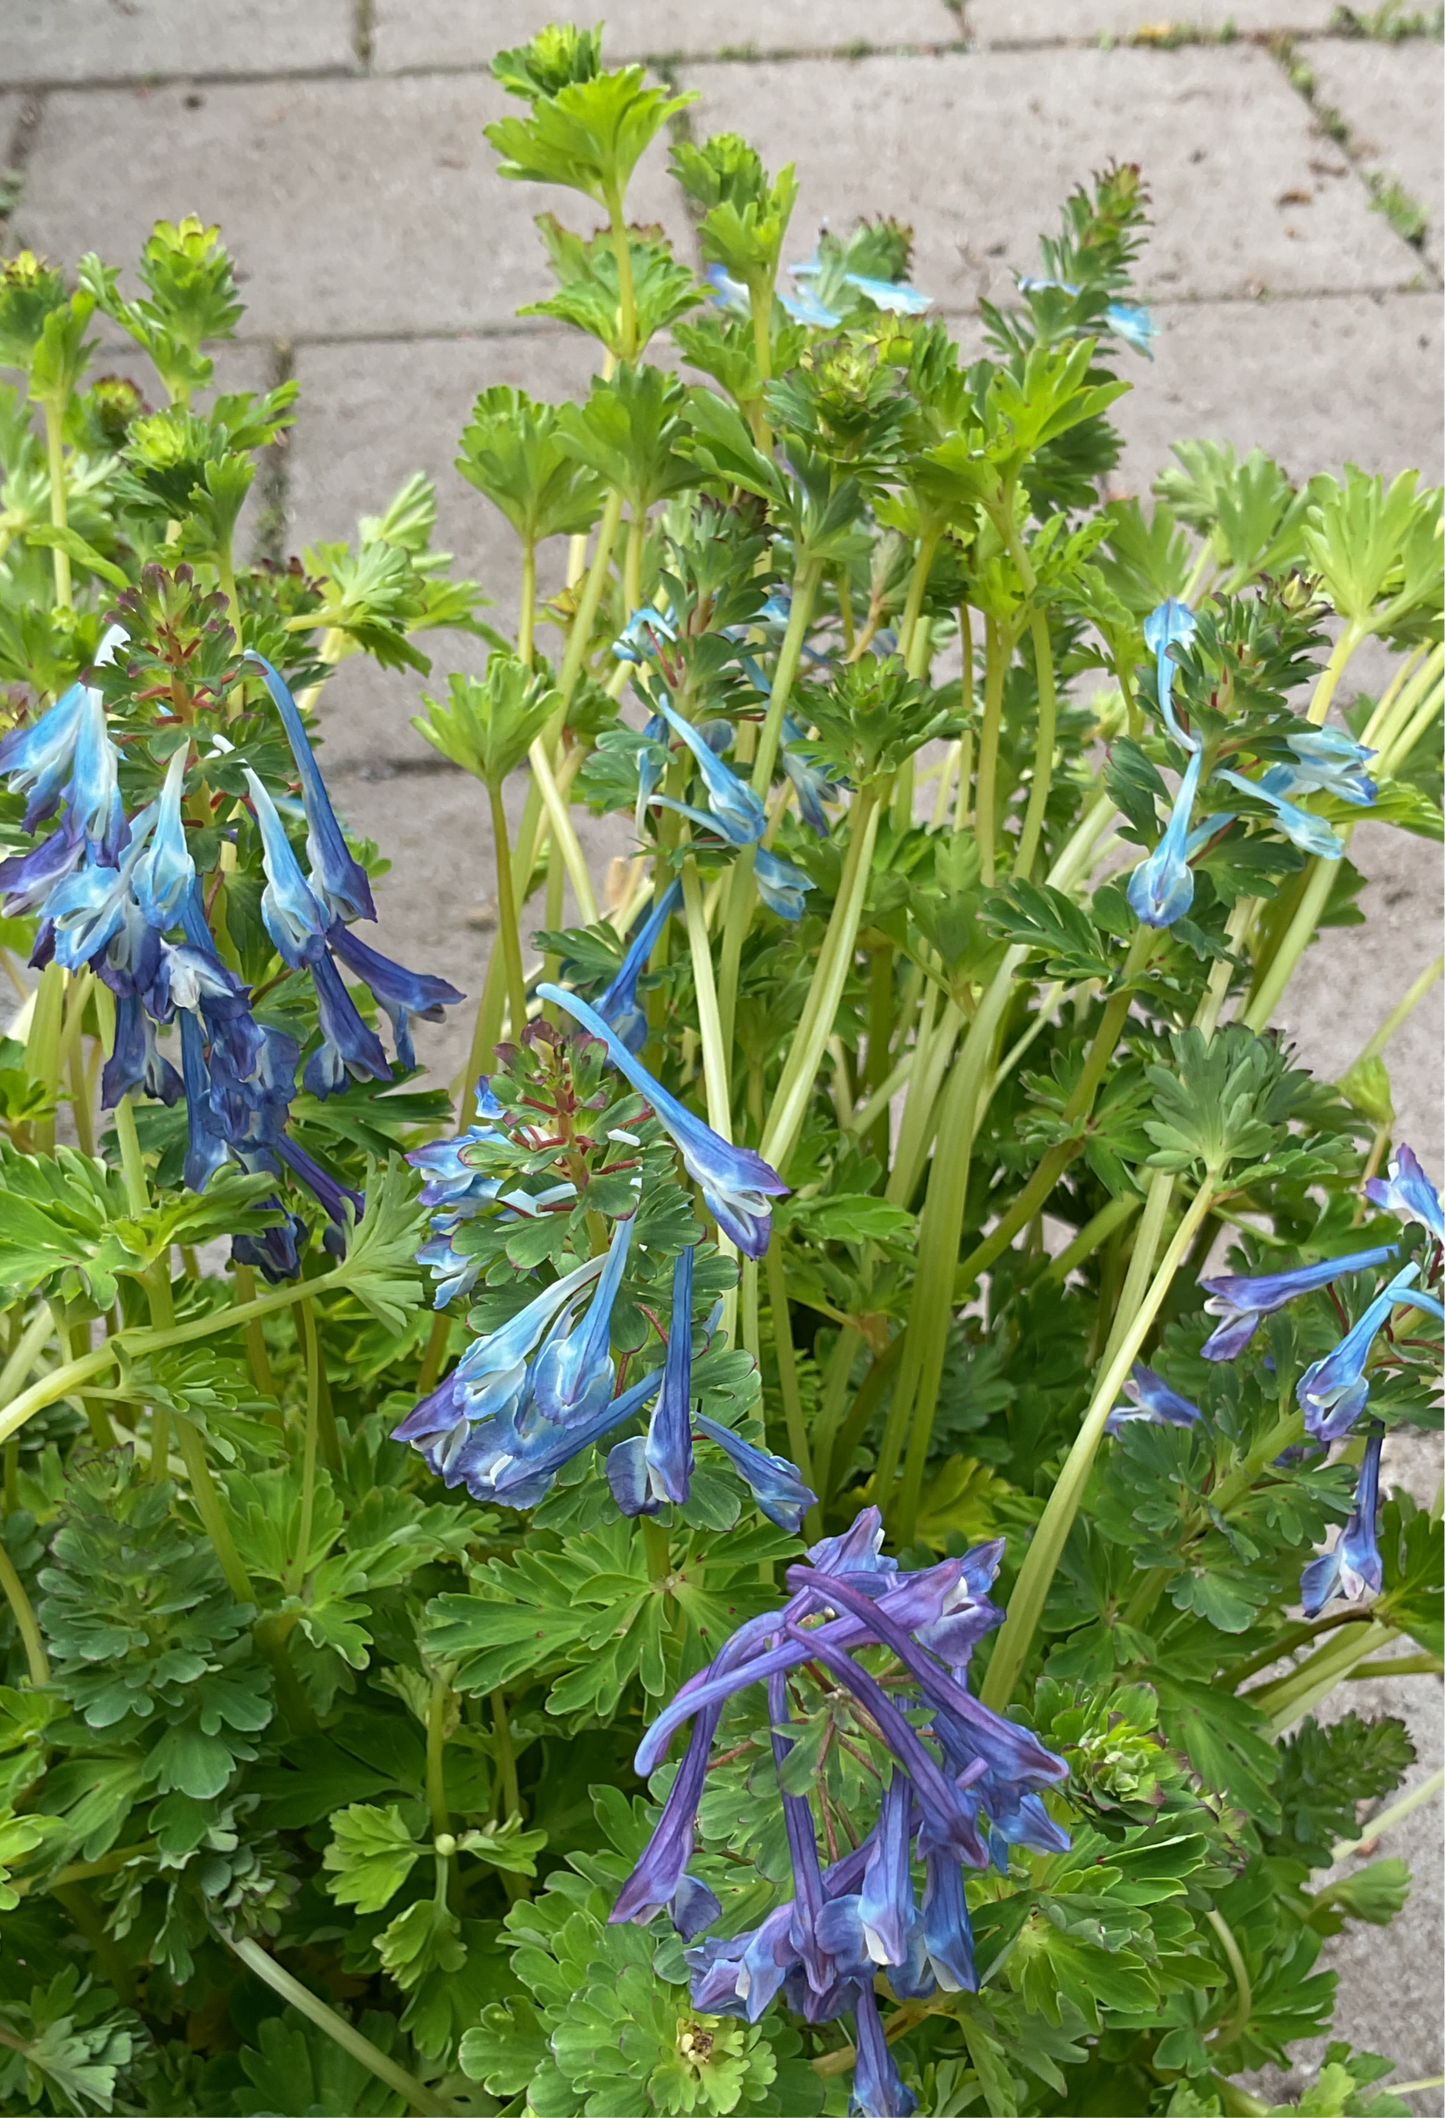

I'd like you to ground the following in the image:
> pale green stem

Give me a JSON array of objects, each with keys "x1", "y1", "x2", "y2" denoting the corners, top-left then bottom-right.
[
  {"x1": 1206, "y1": 1908, "x2": 1252, "y2": 2049},
  {"x1": 487, "y1": 782, "x2": 530, "y2": 1042},
  {"x1": 0, "y1": 1307, "x2": 57, "y2": 1415},
  {"x1": 1013, "y1": 607, "x2": 1057, "y2": 881},
  {"x1": 528, "y1": 739, "x2": 598, "y2": 925},
  {"x1": 1251, "y1": 1619, "x2": 1396, "y2": 1733},
  {"x1": 974, "y1": 616, "x2": 1006, "y2": 885},
  {"x1": 1331, "y1": 1767, "x2": 1445, "y2": 1863},
  {"x1": 231, "y1": 1260, "x2": 277, "y2": 1404},
  {"x1": 622, "y1": 510, "x2": 645, "y2": 617},
  {"x1": 558, "y1": 488, "x2": 624, "y2": 706},
  {"x1": 216, "y1": 532, "x2": 243, "y2": 644},
  {"x1": 225, "y1": 1935, "x2": 458, "y2": 2116},
  {"x1": 1242, "y1": 855, "x2": 1337, "y2": 1032},
  {"x1": 426, "y1": 1675, "x2": 451, "y2": 1840},
  {"x1": 605, "y1": 190, "x2": 638, "y2": 361},
  {"x1": 979, "y1": 1179, "x2": 1217, "y2": 1710},
  {"x1": 288, "y1": 1299, "x2": 321, "y2": 1595},
  {"x1": 717, "y1": 559, "x2": 824, "y2": 1052},
  {"x1": 518, "y1": 539, "x2": 536, "y2": 665},
  {"x1": 0, "y1": 1536, "x2": 48, "y2": 1685},
  {"x1": 1040, "y1": 1191, "x2": 1140, "y2": 1285},
  {"x1": 490, "y1": 1689, "x2": 521, "y2": 1820},
  {"x1": 1361, "y1": 640, "x2": 1444, "y2": 749},
  {"x1": 24, "y1": 961, "x2": 65, "y2": 1154},
  {"x1": 43, "y1": 399, "x2": 71, "y2": 607},
  {"x1": 1307, "y1": 619, "x2": 1366, "y2": 728},
  {"x1": 681, "y1": 856, "x2": 739, "y2": 1335},
  {"x1": 761, "y1": 785, "x2": 882, "y2": 1175},
  {"x1": 1354, "y1": 953, "x2": 1444, "y2": 1067}
]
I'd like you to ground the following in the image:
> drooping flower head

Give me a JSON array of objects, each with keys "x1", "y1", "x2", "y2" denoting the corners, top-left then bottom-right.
[
  {"x1": 1127, "y1": 743, "x2": 1203, "y2": 929},
  {"x1": 1105, "y1": 1362, "x2": 1203, "y2": 1433},
  {"x1": 1297, "y1": 1261, "x2": 1444, "y2": 1442},
  {"x1": 611, "y1": 1510, "x2": 1064, "y2": 2118},
  {"x1": 1142, "y1": 597, "x2": 1197, "y2": 752},
  {"x1": 1365, "y1": 1144, "x2": 1445, "y2": 1244},
  {"x1": 594, "y1": 878, "x2": 681, "y2": 1053},
  {"x1": 1301, "y1": 1423, "x2": 1386, "y2": 1617}
]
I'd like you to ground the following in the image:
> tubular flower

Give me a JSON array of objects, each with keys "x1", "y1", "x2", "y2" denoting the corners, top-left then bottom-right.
[
  {"x1": 1301, "y1": 1423, "x2": 1386, "y2": 1618},
  {"x1": 1297, "y1": 1262, "x2": 1444, "y2": 1442},
  {"x1": 538, "y1": 984, "x2": 788, "y2": 1257},
  {"x1": 753, "y1": 846, "x2": 815, "y2": 922},
  {"x1": 1199, "y1": 1244, "x2": 1399, "y2": 1360},
  {"x1": 1279, "y1": 726, "x2": 1378, "y2": 806},
  {"x1": 1105, "y1": 1362, "x2": 1204, "y2": 1433},
  {"x1": 0, "y1": 679, "x2": 91, "y2": 829},
  {"x1": 650, "y1": 692, "x2": 766, "y2": 847},
  {"x1": 245, "y1": 650, "x2": 376, "y2": 922},
  {"x1": 595, "y1": 878, "x2": 681, "y2": 1053},
  {"x1": 780, "y1": 714, "x2": 842, "y2": 834},
  {"x1": 1127, "y1": 743, "x2": 1204, "y2": 928},
  {"x1": 1142, "y1": 597, "x2": 1197, "y2": 752},
  {"x1": 1106, "y1": 300, "x2": 1156, "y2": 356},
  {"x1": 610, "y1": 1245, "x2": 696, "y2": 1513},
  {"x1": 612, "y1": 1511, "x2": 1064, "y2": 2117},
  {"x1": 1214, "y1": 766, "x2": 1346, "y2": 860},
  {"x1": 133, "y1": 747, "x2": 195, "y2": 929},
  {"x1": 1365, "y1": 1144, "x2": 1445, "y2": 1244}
]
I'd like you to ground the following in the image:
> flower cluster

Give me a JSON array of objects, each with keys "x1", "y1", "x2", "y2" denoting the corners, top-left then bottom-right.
[
  {"x1": 398, "y1": 1008, "x2": 811, "y2": 1525},
  {"x1": 1108, "y1": 1144, "x2": 1443, "y2": 1618},
  {"x1": 0, "y1": 638, "x2": 462, "y2": 1273},
  {"x1": 611, "y1": 1509, "x2": 1069, "y2": 2118}
]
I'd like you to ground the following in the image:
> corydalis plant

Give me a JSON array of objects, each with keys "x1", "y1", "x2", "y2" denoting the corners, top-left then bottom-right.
[{"x1": 0, "y1": 21, "x2": 1440, "y2": 2118}]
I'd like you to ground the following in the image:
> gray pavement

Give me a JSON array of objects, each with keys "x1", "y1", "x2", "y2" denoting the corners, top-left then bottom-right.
[{"x1": 2, "y1": 2, "x2": 1442, "y2": 2104}]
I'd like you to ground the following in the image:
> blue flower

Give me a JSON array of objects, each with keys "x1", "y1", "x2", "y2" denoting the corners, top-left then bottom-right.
[
  {"x1": 693, "y1": 1413, "x2": 815, "y2": 1531},
  {"x1": 1106, "y1": 300, "x2": 1156, "y2": 357},
  {"x1": 842, "y1": 272, "x2": 931, "y2": 316},
  {"x1": 1127, "y1": 743, "x2": 1204, "y2": 928},
  {"x1": 1301, "y1": 1424, "x2": 1386, "y2": 1617},
  {"x1": 858, "y1": 1769, "x2": 920, "y2": 1971},
  {"x1": 1365, "y1": 1144, "x2": 1444, "y2": 1244},
  {"x1": 244, "y1": 766, "x2": 330, "y2": 965},
  {"x1": 781, "y1": 281, "x2": 842, "y2": 329},
  {"x1": 133, "y1": 746, "x2": 195, "y2": 930},
  {"x1": 398, "y1": 1250, "x2": 609, "y2": 1448},
  {"x1": 753, "y1": 846, "x2": 814, "y2": 922},
  {"x1": 613, "y1": 1245, "x2": 697, "y2": 1513},
  {"x1": 1105, "y1": 1362, "x2": 1204, "y2": 1433},
  {"x1": 1141, "y1": 598, "x2": 1197, "y2": 752},
  {"x1": 1280, "y1": 726, "x2": 1377, "y2": 806},
  {"x1": 326, "y1": 917, "x2": 463, "y2": 1071},
  {"x1": 651, "y1": 693, "x2": 766, "y2": 847},
  {"x1": 702, "y1": 263, "x2": 751, "y2": 317},
  {"x1": 595, "y1": 879, "x2": 681, "y2": 1053},
  {"x1": 0, "y1": 814, "x2": 86, "y2": 917},
  {"x1": 45, "y1": 822, "x2": 153, "y2": 973},
  {"x1": 1297, "y1": 1262, "x2": 1441, "y2": 1441},
  {"x1": 613, "y1": 605, "x2": 678, "y2": 665},
  {"x1": 1199, "y1": 1244, "x2": 1399, "y2": 1359},
  {"x1": 0, "y1": 679, "x2": 89, "y2": 828},
  {"x1": 67, "y1": 687, "x2": 126, "y2": 859},
  {"x1": 538, "y1": 983, "x2": 788, "y2": 1258},
  {"x1": 245, "y1": 651, "x2": 376, "y2": 923},
  {"x1": 530, "y1": 1213, "x2": 634, "y2": 1425},
  {"x1": 781, "y1": 715, "x2": 842, "y2": 834},
  {"x1": 177, "y1": 1008, "x2": 231, "y2": 1191},
  {"x1": 102, "y1": 991, "x2": 182, "y2": 1110},
  {"x1": 1215, "y1": 766, "x2": 1345, "y2": 859}
]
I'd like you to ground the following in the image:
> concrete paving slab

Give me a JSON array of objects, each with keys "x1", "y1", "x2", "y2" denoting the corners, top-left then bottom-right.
[
  {"x1": 287, "y1": 330, "x2": 604, "y2": 767},
  {"x1": 372, "y1": 0, "x2": 960, "y2": 73},
  {"x1": 1299, "y1": 36, "x2": 1445, "y2": 273},
  {"x1": 12, "y1": 74, "x2": 691, "y2": 340},
  {"x1": 965, "y1": 0, "x2": 1335, "y2": 39},
  {"x1": 676, "y1": 46, "x2": 1419, "y2": 311},
  {"x1": 1, "y1": 0, "x2": 356, "y2": 86},
  {"x1": 1102, "y1": 290, "x2": 1445, "y2": 494}
]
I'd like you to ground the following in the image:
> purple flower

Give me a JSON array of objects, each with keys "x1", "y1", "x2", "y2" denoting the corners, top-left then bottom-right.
[
  {"x1": 1301, "y1": 1424, "x2": 1386, "y2": 1617},
  {"x1": 538, "y1": 983, "x2": 788, "y2": 1258},
  {"x1": 1199, "y1": 1245, "x2": 1399, "y2": 1361},
  {"x1": 1105, "y1": 1362, "x2": 1204, "y2": 1433},
  {"x1": 694, "y1": 1413, "x2": 815, "y2": 1532},
  {"x1": 1296, "y1": 1261, "x2": 1441, "y2": 1441},
  {"x1": 1365, "y1": 1144, "x2": 1444, "y2": 1244}
]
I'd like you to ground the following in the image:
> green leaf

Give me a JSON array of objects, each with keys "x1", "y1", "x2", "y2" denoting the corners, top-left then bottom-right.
[
  {"x1": 322, "y1": 1803, "x2": 424, "y2": 1914},
  {"x1": 22, "y1": 522, "x2": 128, "y2": 588},
  {"x1": 377, "y1": 1895, "x2": 467, "y2": 1993},
  {"x1": 485, "y1": 67, "x2": 696, "y2": 208}
]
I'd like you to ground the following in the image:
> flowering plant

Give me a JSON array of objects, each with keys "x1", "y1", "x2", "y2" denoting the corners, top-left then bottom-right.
[{"x1": 0, "y1": 23, "x2": 1440, "y2": 2118}]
